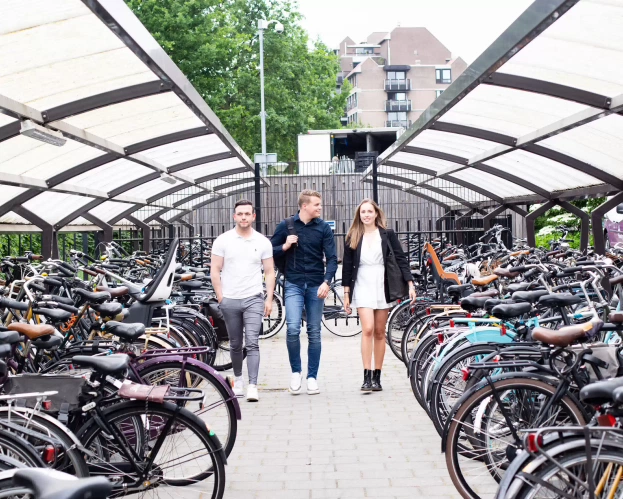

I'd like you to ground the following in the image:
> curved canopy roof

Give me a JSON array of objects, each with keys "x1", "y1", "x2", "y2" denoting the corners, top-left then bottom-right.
[
  {"x1": 367, "y1": 0, "x2": 623, "y2": 209},
  {"x1": 0, "y1": 0, "x2": 263, "y2": 231}
]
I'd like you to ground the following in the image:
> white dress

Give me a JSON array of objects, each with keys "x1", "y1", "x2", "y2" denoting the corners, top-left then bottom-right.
[{"x1": 351, "y1": 230, "x2": 391, "y2": 310}]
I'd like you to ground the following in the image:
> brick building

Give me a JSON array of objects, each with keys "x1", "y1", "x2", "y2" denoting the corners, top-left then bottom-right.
[{"x1": 337, "y1": 27, "x2": 467, "y2": 128}]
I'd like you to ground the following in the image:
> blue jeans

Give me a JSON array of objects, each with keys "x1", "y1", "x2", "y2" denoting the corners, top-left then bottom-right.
[{"x1": 284, "y1": 281, "x2": 324, "y2": 379}]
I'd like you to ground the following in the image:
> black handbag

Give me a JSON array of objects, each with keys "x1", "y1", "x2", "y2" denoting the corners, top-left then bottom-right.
[{"x1": 386, "y1": 247, "x2": 409, "y2": 301}]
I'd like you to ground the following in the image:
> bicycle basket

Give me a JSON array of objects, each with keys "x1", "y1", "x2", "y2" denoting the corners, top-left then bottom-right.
[{"x1": 3, "y1": 374, "x2": 88, "y2": 412}]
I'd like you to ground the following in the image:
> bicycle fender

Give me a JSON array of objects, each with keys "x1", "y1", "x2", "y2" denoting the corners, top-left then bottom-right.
[
  {"x1": 440, "y1": 371, "x2": 587, "y2": 453},
  {"x1": 135, "y1": 355, "x2": 241, "y2": 420}
]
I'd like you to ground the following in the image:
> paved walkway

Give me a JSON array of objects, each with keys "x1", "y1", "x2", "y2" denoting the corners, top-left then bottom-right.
[{"x1": 223, "y1": 329, "x2": 461, "y2": 498}]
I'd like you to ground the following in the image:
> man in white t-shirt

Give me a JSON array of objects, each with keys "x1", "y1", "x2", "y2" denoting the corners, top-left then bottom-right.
[{"x1": 210, "y1": 200, "x2": 275, "y2": 402}]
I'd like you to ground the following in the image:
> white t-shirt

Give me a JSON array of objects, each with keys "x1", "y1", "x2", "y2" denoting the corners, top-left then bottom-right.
[{"x1": 211, "y1": 228, "x2": 273, "y2": 299}]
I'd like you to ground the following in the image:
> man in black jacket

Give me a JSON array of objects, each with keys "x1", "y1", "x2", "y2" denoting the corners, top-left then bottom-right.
[{"x1": 271, "y1": 190, "x2": 337, "y2": 395}]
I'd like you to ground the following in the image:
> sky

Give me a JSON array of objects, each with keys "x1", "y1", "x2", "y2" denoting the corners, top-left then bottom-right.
[{"x1": 297, "y1": 0, "x2": 534, "y2": 64}]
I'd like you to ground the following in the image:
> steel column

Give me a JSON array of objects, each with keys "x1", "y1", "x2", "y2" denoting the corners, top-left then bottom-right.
[
  {"x1": 557, "y1": 200, "x2": 590, "y2": 251},
  {"x1": 126, "y1": 216, "x2": 151, "y2": 253},
  {"x1": 525, "y1": 201, "x2": 556, "y2": 247},
  {"x1": 372, "y1": 156, "x2": 379, "y2": 204},
  {"x1": 254, "y1": 163, "x2": 262, "y2": 232},
  {"x1": 591, "y1": 193, "x2": 623, "y2": 255}
]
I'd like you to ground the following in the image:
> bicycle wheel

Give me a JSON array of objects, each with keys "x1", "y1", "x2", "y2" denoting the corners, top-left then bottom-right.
[
  {"x1": 408, "y1": 332, "x2": 438, "y2": 411},
  {"x1": 444, "y1": 377, "x2": 586, "y2": 499},
  {"x1": 0, "y1": 408, "x2": 89, "y2": 477},
  {"x1": 137, "y1": 361, "x2": 237, "y2": 458},
  {"x1": 77, "y1": 401, "x2": 226, "y2": 498},
  {"x1": 386, "y1": 301, "x2": 415, "y2": 361},
  {"x1": 261, "y1": 291, "x2": 285, "y2": 339},
  {"x1": 513, "y1": 448, "x2": 623, "y2": 499},
  {"x1": 428, "y1": 344, "x2": 499, "y2": 436},
  {"x1": 322, "y1": 280, "x2": 361, "y2": 337},
  {"x1": 0, "y1": 430, "x2": 45, "y2": 469}
]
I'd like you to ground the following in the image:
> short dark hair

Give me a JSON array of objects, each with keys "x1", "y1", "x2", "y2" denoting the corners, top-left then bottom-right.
[{"x1": 234, "y1": 199, "x2": 255, "y2": 213}]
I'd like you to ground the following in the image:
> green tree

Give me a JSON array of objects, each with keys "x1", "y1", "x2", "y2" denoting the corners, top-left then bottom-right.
[{"x1": 125, "y1": 0, "x2": 347, "y2": 162}]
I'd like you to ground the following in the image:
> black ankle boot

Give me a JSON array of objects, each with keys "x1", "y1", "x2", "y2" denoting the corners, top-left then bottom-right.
[
  {"x1": 361, "y1": 370, "x2": 372, "y2": 391},
  {"x1": 371, "y1": 369, "x2": 382, "y2": 391}
]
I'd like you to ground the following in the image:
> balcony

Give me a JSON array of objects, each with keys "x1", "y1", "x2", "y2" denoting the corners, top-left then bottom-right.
[
  {"x1": 384, "y1": 79, "x2": 411, "y2": 91},
  {"x1": 385, "y1": 100, "x2": 412, "y2": 112},
  {"x1": 385, "y1": 120, "x2": 412, "y2": 128}
]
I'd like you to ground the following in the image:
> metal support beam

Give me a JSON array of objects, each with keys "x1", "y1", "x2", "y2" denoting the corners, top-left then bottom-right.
[
  {"x1": 557, "y1": 200, "x2": 590, "y2": 251},
  {"x1": 483, "y1": 205, "x2": 509, "y2": 231},
  {"x1": 109, "y1": 204, "x2": 145, "y2": 226},
  {"x1": 54, "y1": 199, "x2": 105, "y2": 231},
  {"x1": 126, "y1": 216, "x2": 151, "y2": 253},
  {"x1": 167, "y1": 152, "x2": 234, "y2": 173},
  {"x1": 526, "y1": 201, "x2": 556, "y2": 247},
  {"x1": 372, "y1": 156, "x2": 379, "y2": 204},
  {"x1": 12, "y1": 206, "x2": 55, "y2": 259},
  {"x1": 363, "y1": 179, "x2": 451, "y2": 210},
  {"x1": 82, "y1": 213, "x2": 113, "y2": 243},
  {"x1": 254, "y1": 163, "x2": 262, "y2": 232},
  {"x1": 591, "y1": 192, "x2": 623, "y2": 255}
]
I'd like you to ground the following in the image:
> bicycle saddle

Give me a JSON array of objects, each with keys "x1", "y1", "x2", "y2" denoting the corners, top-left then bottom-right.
[
  {"x1": 490, "y1": 302, "x2": 532, "y2": 320},
  {"x1": 91, "y1": 301, "x2": 123, "y2": 318},
  {"x1": 95, "y1": 286, "x2": 129, "y2": 298},
  {"x1": 531, "y1": 320, "x2": 602, "y2": 348},
  {"x1": 8, "y1": 323, "x2": 55, "y2": 339},
  {"x1": 608, "y1": 311, "x2": 623, "y2": 322},
  {"x1": 471, "y1": 275, "x2": 498, "y2": 287},
  {"x1": 511, "y1": 290, "x2": 549, "y2": 304},
  {"x1": 73, "y1": 288, "x2": 111, "y2": 304},
  {"x1": 103, "y1": 321, "x2": 145, "y2": 341},
  {"x1": 0, "y1": 297, "x2": 29, "y2": 311},
  {"x1": 581, "y1": 377, "x2": 623, "y2": 405},
  {"x1": 460, "y1": 296, "x2": 491, "y2": 312},
  {"x1": 471, "y1": 289, "x2": 499, "y2": 298},
  {"x1": 507, "y1": 282, "x2": 530, "y2": 293},
  {"x1": 447, "y1": 284, "x2": 473, "y2": 297},
  {"x1": 13, "y1": 468, "x2": 112, "y2": 499},
  {"x1": 538, "y1": 293, "x2": 582, "y2": 308},
  {"x1": 0, "y1": 331, "x2": 20, "y2": 345},
  {"x1": 611, "y1": 385, "x2": 623, "y2": 405},
  {"x1": 484, "y1": 299, "x2": 514, "y2": 315},
  {"x1": 32, "y1": 308, "x2": 72, "y2": 323},
  {"x1": 188, "y1": 266, "x2": 210, "y2": 273},
  {"x1": 31, "y1": 335, "x2": 63, "y2": 350},
  {"x1": 180, "y1": 280, "x2": 204, "y2": 290},
  {"x1": 41, "y1": 294, "x2": 74, "y2": 305},
  {"x1": 72, "y1": 354, "x2": 130, "y2": 375},
  {"x1": 494, "y1": 267, "x2": 519, "y2": 278}
]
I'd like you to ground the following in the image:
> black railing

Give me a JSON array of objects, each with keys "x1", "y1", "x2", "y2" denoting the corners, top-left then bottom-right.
[
  {"x1": 384, "y1": 79, "x2": 411, "y2": 91},
  {"x1": 385, "y1": 100, "x2": 411, "y2": 112}
]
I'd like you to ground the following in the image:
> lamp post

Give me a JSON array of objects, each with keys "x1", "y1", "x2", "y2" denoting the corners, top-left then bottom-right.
[{"x1": 257, "y1": 19, "x2": 284, "y2": 172}]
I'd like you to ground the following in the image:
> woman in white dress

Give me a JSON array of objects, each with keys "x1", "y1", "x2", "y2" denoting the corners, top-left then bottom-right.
[{"x1": 342, "y1": 199, "x2": 416, "y2": 391}]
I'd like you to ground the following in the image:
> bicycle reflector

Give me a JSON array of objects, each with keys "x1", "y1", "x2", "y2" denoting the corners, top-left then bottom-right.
[
  {"x1": 501, "y1": 325, "x2": 507, "y2": 336},
  {"x1": 437, "y1": 333, "x2": 444, "y2": 343},
  {"x1": 426, "y1": 307, "x2": 431, "y2": 316},
  {"x1": 42, "y1": 445, "x2": 56, "y2": 463},
  {"x1": 43, "y1": 400, "x2": 52, "y2": 411},
  {"x1": 527, "y1": 434, "x2": 544, "y2": 452},
  {"x1": 461, "y1": 368, "x2": 470, "y2": 381},
  {"x1": 597, "y1": 414, "x2": 617, "y2": 427},
  {"x1": 449, "y1": 319, "x2": 455, "y2": 328},
  {"x1": 208, "y1": 317, "x2": 214, "y2": 327}
]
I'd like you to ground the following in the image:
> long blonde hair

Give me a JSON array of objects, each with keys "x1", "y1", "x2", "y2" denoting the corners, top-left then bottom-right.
[{"x1": 346, "y1": 199, "x2": 387, "y2": 250}]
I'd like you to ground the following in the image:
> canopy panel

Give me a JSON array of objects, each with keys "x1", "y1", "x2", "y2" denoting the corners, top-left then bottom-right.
[
  {"x1": 371, "y1": 0, "x2": 623, "y2": 204},
  {"x1": 0, "y1": 0, "x2": 260, "y2": 231}
]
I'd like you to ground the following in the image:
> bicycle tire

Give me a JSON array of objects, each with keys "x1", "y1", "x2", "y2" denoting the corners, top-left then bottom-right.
[
  {"x1": 136, "y1": 361, "x2": 237, "y2": 458},
  {"x1": 386, "y1": 301, "x2": 416, "y2": 361},
  {"x1": 0, "y1": 429, "x2": 46, "y2": 469},
  {"x1": 409, "y1": 332, "x2": 438, "y2": 412},
  {"x1": 445, "y1": 377, "x2": 586, "y2": 499},
  {"x1": 261, "y1": 291, "x2": 285, "y2": 339},
  {"x1": 322, "y1": 280, "x2": 361, "y2": 337},
  {"x1": 77, "y1": 400, "x2": 226, "y2": 498}
]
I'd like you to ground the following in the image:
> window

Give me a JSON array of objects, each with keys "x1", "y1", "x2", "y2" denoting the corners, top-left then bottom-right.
[
  {"x1": 436, "y1": 68, "x2": 451, "y2": 84},
  {"x1": 387, "y1": 71, "x2": 406, "y2": 80},
  {"x1": 348, "y1": 74, "x2": 358, "y2": 87},
  {"x1": 391, "y1": 93, "x2": 407, "y2": 101},
  {"x1": 355, "y1": 47, "x2": 374, "y2": 55},
  {"x1": 436, "y1": 89, "x2": 444, "y2": 98},
  {"x1": 347, "y1": 93, "x2": 358, "y2": 110},
  {"x1": 347, "y1": 112, "x2": 359, "y2": 125},
  {"x1": 387, "y1": 112, "x2": 407, "y2": 121}
]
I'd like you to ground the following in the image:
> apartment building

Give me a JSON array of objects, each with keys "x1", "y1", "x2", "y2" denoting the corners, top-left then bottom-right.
[{"x1": 337, "y1": 28, "x2": 467, "y2": 128}]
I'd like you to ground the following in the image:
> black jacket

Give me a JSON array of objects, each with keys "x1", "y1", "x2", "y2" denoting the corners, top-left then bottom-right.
[{"x1": 342, "y1": 228, "x2": 412, "y2": 302}]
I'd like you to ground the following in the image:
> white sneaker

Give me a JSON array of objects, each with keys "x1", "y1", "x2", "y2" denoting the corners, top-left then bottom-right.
[
  {"x1": 307, "y1": 377, "x2": 320, "y2": 395},
  {"x1": 233, "y1": 376, "x2": 244, "y2": 397},
  {"x1": 289, "y1": 372, "x2": 302, "y2": 395},
  {"x1": 246, "y1": 384, "x2": 259, "y2": 402}
]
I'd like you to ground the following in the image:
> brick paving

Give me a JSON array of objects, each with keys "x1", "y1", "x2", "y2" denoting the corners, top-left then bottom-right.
[{"x1": 222, "y1": 329, "x2": 462, "y2": 498}]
